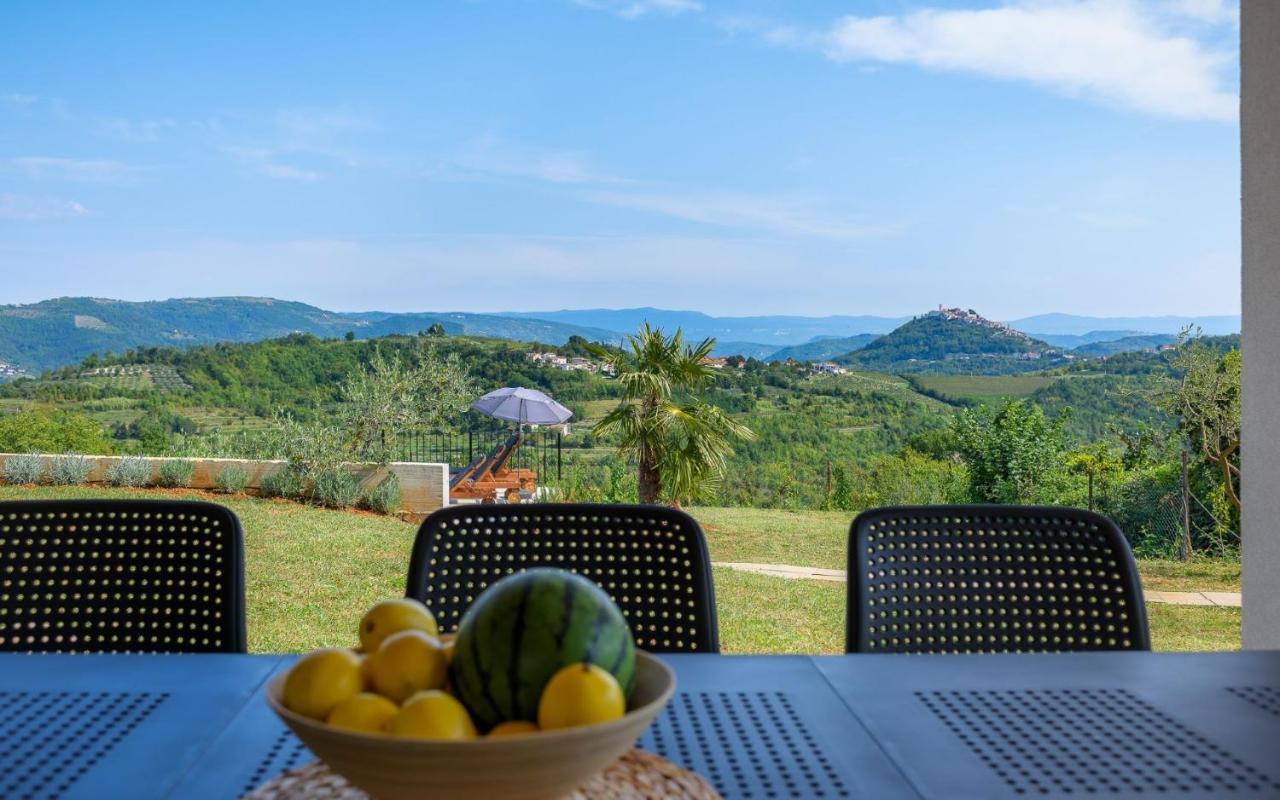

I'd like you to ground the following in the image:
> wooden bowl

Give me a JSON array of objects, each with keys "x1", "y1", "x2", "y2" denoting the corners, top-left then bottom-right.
[{"x1": 266, "y1": 651, "x2": 676, "y2": 800}]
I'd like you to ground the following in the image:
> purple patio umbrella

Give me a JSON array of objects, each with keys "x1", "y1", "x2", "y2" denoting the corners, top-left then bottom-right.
[{"x1": 470, "y1": 387, "x2": 573, "y2": 426}]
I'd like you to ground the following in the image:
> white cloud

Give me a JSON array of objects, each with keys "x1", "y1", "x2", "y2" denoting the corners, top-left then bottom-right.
[
  {"x1": 1162, "y1": 0, "x2": 1238, "y2": 25},
  {"x1": 450, "y1": 137, "x2": 625, "y2": 185},
  {"x1": 4, "y1": 156, "x2": 134, "y2": 182},
  {"x1": 97, "y1": 117, "x2": 180, "y2": 142},
  {"x1": 1, "y1": 93, "x2": 39, "y2": 107},
  {"x1": 574, "y1": 0, "x2": 702, "y2": 20},
  {"x1": 587, "y1": 189, "x2": 893, "y2": 240},
  {"x1": 816, "y1": 1, "x2": 1236, "y2": 122},
  {"x1": 0, "y1": 193, "x2": 88, "y2": 220},
  {"x1": 221, "y1": 146, "x2": 323, "y2": 181}
]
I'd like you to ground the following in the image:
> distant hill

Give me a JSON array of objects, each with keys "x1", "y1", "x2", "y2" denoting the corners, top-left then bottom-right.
[
  {"x1": 1029, "y1": 330, "x2": 1153, "y2": 348},
  {"x1": 1010, "y1": 313, "x2": 1239, "y2": 336},
  {"x1": 766, "y1": 334, "x2": 880, "y2": 363},
  {"x1": 499, "y1": 307, "x2": 910, "y2": 345},
  {"x1": 0, "y1": 297, "x2": 622, "y2": 373},
  {"x1": 842, "y1": 308, "x2": 1060, "y2": 374},
  {"x1": 709, "y1": 341, "x2": 778, "y2": 359},
  {"x1": 1073, "y1": 334, "x2": 1177, "y2": 356}
]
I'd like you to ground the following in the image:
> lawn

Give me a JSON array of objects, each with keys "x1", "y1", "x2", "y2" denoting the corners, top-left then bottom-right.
[{"x1": 0, "y1": 486, "x2": 1241, "y2": 653}]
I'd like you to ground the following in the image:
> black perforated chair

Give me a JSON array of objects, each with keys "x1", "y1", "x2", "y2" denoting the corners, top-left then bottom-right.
[
  {"x1": 406, "y1": 503, "x2": 720, "y2": 652},
  {"x1": 0, "y1": 499, "x2": 247, "y2": 653},
  {"x1": 847, "y1": 505, "x2": 1150, "y2": 654}
]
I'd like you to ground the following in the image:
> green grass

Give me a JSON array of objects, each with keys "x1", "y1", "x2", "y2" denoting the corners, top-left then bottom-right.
[
  {"x1": 691, "y1": 506, "x2": 849, "y2": 570},
  {"x1": 0, "y1": 487, "x2": 1241, "y2": 653},
  {"x1": 912, "y1": 374, "x2": 1057, "y2": 403}
]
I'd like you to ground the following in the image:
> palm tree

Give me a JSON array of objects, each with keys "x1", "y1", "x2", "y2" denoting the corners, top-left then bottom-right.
[{"x1": 589, "y1": 324, "x2": 754, "y2": 505}]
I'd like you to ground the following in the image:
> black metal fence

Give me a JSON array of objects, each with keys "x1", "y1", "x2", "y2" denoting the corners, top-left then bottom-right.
[{"x1": 394, "y1": 428, "x2": 563, "y2": 480}]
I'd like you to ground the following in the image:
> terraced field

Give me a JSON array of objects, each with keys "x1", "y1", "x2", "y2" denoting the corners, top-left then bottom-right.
[{"x1": 910, "y1": 374, "x2": 1058, "y2": 404}]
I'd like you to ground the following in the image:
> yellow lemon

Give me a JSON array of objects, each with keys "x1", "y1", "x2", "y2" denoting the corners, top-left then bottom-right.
[
  {"x1": 488, "y1": 720, "x2": 539, "y2": 738},
  {"x1": 359, "y1": 598, "x2": 438, "y2": 652},
  {"x1": 358, "y1": 654, "x2": 375, "y2": 690},
  {"x1": 367, "y1": 630, "x2": 448, "y2": 703},
  {"x1": 388, "y1": 690, "x2": 477, "y2": 740},
  {"x1": 537, "y1": 663, "x2": 626, "y2": 731},
  {"x1": 326, "y1": 692, "x2": 399, "y2": 734},
  {"x1": 440, "y1": 636, "x2": 455, "y2": 666},
  {"x1": 283, "y1": 648, "x2": 363, "y2": 721}
]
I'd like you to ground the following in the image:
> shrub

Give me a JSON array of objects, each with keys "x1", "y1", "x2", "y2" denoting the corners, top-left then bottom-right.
[
  {"x1": 261, "y1": 465, "x2": 307, "y2": 499},
  {"x1": 0, "y1": 410, "x2": 113, "y2": 455},
  {"x1": 156, "y1": 459, "x2": 195, "y2": 488},
  {"x1": 312, "y1": 468, "x2": 362, "y2": 509},
  {"x1": 48, "y1": 452, "x2": 92, "y2": 486},
  {"x1": 363, "y1": 473, "x2": 401, "y2": 515},
  {"x1": 213, "y1": 464, "x2": 249, "y2": 494},
  {"x1": 105, "y1": 456, "x2": 151, "y2": 488},
  {"x1": 3, "y1": 453, "x2": 45, "y2": 485}
]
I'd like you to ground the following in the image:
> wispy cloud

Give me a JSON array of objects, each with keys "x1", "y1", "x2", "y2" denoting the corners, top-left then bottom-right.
[
  {"x1": 216, "y1": 107, "x2": 375, "y2": 180},
  {"x1": 96, "y1": 117, "x2": 180, "y2": 143},
  {"x1": 1163, "y1": 0, "x2": 1238, "y2": 26},
  {"x1": 449, "y1": 136, "x2": 626, "y2": 184},
  {"x1": 1, "y1": 93, "x2": 39, "y2": 107},
  {"x1": 4, "y1": 156, "x2": 135, "y2": 182},
  {"x1": 0, "y1": 193, "x2": 88, "y2": 221},
  {"x1": 573, "y1": 0, "x2": 702, "y2": 20},
  {"x1": 587, "y1": 189, "x2": 893, "y2": 240},
  {"x1": 220, "y1": 146, "x2": 323, "y2": 181},
  {"x1": 731, "y1": 1, "x2": 1236, "y2": 123}
]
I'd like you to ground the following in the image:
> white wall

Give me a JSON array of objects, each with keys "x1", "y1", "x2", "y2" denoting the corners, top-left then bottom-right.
[{"x1": 1241, "y1": 0, "x2": 1280, "y2": 649}]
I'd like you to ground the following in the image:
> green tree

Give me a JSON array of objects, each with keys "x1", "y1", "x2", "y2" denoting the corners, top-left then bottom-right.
[
  {"x1": 0, "y1": 409, "x2": 114, "y2": 454},
  {"x1": 850, "y1": 449, "x2": 969, "y2": 508},
  {"x1": 339, "y1": 343, "x2": 477, "y2": 464},
  {"x1": 951, "y1": 400, "x2": 1070, "y2": 504},
  {"x1": 1066, "y1": 442, "x2": 1121, "y2": 510},
  {"x1": 590, "y1": 324, "x2": 754, "y2": 505},
  {"x1": 1157, "y1": 337, "x2": 1240, "y2": 509}
]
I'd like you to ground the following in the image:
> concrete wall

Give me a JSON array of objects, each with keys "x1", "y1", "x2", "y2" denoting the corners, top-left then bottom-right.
[
  {"x1": 1242, "y1": 0, "x2": 1280, "y2": 649},
  {"x1": 0, "y1": 454, "x2": 448, "y2": 519}
]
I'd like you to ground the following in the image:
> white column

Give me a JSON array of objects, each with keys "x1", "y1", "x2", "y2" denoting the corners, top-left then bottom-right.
[{"x1": 1242, "y1": 0, "x2": 1280, "y2": 649}]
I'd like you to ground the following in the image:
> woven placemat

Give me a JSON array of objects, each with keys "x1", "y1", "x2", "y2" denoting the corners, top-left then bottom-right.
[{"x1": 242, "y1": 748, "x2": 721, "y2": 800}]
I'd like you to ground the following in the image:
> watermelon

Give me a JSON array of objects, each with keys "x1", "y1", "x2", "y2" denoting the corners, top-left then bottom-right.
[{"x1": 449, "y1": 568, "x2": 636, "y2": 730}]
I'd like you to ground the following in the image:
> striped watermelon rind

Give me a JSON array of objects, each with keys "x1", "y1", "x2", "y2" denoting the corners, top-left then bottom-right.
[{"x1": 449, "y1": 568, "x2": 636, "y2": 730}]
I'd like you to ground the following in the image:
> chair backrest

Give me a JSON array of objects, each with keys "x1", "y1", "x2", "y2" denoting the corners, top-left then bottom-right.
[
  {"x1": 847, "y1": 505, "x2": 1150, "y2": 654},
  {"x1": 406, "y1": 503, "x2": 719, "y2": 652},
  {"x1": 0, "y1": 499, "x2": 247, "y2": 653}
]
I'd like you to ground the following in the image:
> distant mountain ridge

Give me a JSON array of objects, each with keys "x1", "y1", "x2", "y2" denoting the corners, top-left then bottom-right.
[
  {"x1": 500, "y1": 307, "x2": 912, "y2": 345},
  {"x1": 766, "y1": 334, "x2": 880, "y2": 363},
  {"x1": 1012, "y1": 313, "x2": 1239, "y2": 336},
  {"x1": 0, "y1": 296, "x2": 1240, "y2": 375},
  {"x1": 0, "y1": 297, "x2": 622, "y2": 374}
]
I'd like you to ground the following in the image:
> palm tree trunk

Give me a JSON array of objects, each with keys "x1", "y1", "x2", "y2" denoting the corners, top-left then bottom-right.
[{"x1": 638, "y1": 451, "x2": 662, "y2": 504}]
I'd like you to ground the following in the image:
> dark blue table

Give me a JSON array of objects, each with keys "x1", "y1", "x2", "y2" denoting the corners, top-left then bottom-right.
[{"x1": 1, "y1": 652, "x2": 1278, "y2": 799}]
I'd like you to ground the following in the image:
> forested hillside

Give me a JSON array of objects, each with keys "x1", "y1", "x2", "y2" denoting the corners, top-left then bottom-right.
[{"x1": 0, "y1": 296, "x2": 621, "y2": 373}]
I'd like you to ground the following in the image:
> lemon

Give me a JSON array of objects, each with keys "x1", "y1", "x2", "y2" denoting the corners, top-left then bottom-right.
[
  {"x1": 367, "y1": 630, "x2": 448, "y2": 703},
  {"x1": 326, "y1": 692, "x2": 399, "y2": 734},
  {"x1": 388, "y1": 690, "x2": 477, "y2": 740},
  {"x1": 283, "y1": 648, "x2": 363, "y2": 721},
  {"x1": 440, "y1": 636, "x2": 456, "y2": 665},
  {"x1": 537, "y1": 663, "x2": 626, "y2": 731},
  {"x1": 359, "y1": 598, "x2": 438, "y2": 652},
  {"x1": 488, "y1": 720, "x2": 539, "y2": 738}
]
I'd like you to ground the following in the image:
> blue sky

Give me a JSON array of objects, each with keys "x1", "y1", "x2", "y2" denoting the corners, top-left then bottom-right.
[{"x1": 0, "y1": 0, "x2": 1241, "y2": 319}]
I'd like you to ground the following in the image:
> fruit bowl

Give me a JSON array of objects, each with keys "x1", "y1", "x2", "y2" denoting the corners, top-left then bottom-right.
[{"x1": 265, "y1": 650, "x2": 676, "y2": 800}]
